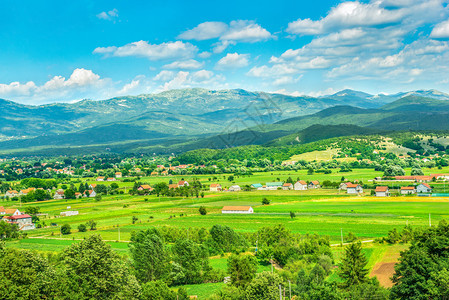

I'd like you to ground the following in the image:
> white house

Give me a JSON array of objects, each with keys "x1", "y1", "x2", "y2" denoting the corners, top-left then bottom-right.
[
  {"x1": 266, "y1": 182, "x2": 283, "y2": 190},
  {"x1": 228, "y1": 185, "x2": 241, "y2": 192},
  {"x1": 339, "y1": 182, "x2": 351, "y2": 190},
  {"x1": 54, "y1": 189, "x2": 65, "y2": 199},
  {"x1": 400, "y1": 186, "x2": 416, "y2": 195},
  {"x1": 347, "y1": 183, "x2": 363, "y2": 194},
  {"x1": 115, "y1": 172, "x2": 122, "y2": 178},
  {"x1": 294, "y1": 180, "x2": 308, "y2": 190},
  {"x1": 96, "y1": 176, "x2": 105, "y2": 181},
  {"x1": 282, "y1": 183, "x2": 293, "y2": 190},
  {"x1": 417, "y1": 183, "x2": 432, "y2": 194},
  {"x1": 0, "y1": 207, "x2": 22, "y2": 216},
  {"x1": 4, "y1": 214, "x2": 35, "y2": 230},
  {"x1": 84, "y1": 190, "x2": 97, "y2": 198},
  {"x1": 178, "y1": 180, "x2": 189, "y2": 187},
  {"x1": 308, "y1": 181, "x2": 320, "y2": 189},
  {"x1": 221, "y1": 206, "x2": 253, "y2": 214},
  {"x1": 5, "y1": 190, "x2": 19, "y2": 198},
  {"x1": 210, "y1": 183, "x2": 222, "y2": 192},
  {"x1": 375, "y1": 186, "x2": 390, "y2": 197}
]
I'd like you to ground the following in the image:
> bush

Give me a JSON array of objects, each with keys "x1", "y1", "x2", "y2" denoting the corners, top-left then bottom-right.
[
  {"x1": 61, "y1": 224, "x2": 71, "y2": 235},
  {"x1": 78, "y1": 224, "x2": 87, "y2": 232},
  {"x1": 262, "y1": 197, "x2": 270, "y2": 205},
  {"x1": 199, "y1": 206, "x2": 207, "y2": 215}
]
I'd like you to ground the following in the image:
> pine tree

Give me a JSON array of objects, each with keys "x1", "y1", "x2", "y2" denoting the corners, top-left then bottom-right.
[{"x1": 339, "y1": 242, "x2": 368, "y2": 287}]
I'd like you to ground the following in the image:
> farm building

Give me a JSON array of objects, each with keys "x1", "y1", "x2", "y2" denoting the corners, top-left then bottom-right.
[
  {"x1": 294, "y1": 180, "x2": 308, "y2": 190},
  {"x1": 228, "y1": 185, "x2": 241, "y2": 192},
  {"x1": 178, "y1": 180, "x2": 189, "y2": 187},
  {"x1": 266, "y1": 182, "x2": 283, "y2": 190},
  {"x1": 282, "y1": 183, "x2": 293, "y2": 190},
  {"x1": 5, "y1": 190, "x2": 19, "y2": 198},
  {"x1": 0, "y1": 207, "x2": 21, "y2": 216},
  {"x1": 339, "y1": 182, "x2": 352, "y2": 190},
  {"x1": 400, "y1": 186, "x2": 416, "y2": 195},
  {"x1": 210, "y1": 183, "x2": 222, "y2": 192},
  {"x1": 308, "y1": 181, "x2": 320, "y2": 189},
  {"x1": 138, "y1": 185, "x2": 152, "y2": 191},
  {"x1": 221, "y1": 206, "x2": 253, "y2": 214},
  {"x1": 375, "y1": 186, "x2": 390, "y2": 197},
  {"x1": 60, "y1": 211, "x2": 79, "y2": 217},
  {"x1": 251, "y1": 183, "x2": 263, "y2": 189},
  {"x1": 417, "y1": 183, "x2": 432, "y2": 193},
  {"x1": 54, "y1": 189, "x2": 65, "y2": 199},
  {"x1": 347, "y1": 183, "x2": 363, "y2": 194},
  {"x1": 115, "y1": 172, "x2": 122, "y2": 178},
  {"x1": 96, "y1": 176, "x2": 105, "y2": 181},
  {"x1": 84, "y1": 190, "x2": 97, "y2": 198}
]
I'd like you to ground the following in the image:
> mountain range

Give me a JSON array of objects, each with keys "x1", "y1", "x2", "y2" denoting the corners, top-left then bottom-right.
[{"x1": 1, "y1": 88, "x2": 449, "y2": 156}]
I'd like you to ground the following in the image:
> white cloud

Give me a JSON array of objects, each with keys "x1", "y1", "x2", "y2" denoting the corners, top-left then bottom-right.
[
  {"x1": 93, "y1": 41, "x2": 198, "y2": 61},
  {"x1": 178, "y1": 22, "x2": 228, "y2": 40},
  {"x1": 192, "y1": 70, "x2": 214, "y2": 81},
  {"x1": 198, "y1": 51, "x2": 212, "y2": 58},
  {"x1": 287, "y1": 1, "x2": 404, "y2": 35},
  {"x1": 153, "y1": 70, "x2": 175, "y2": 81},
  {"x1": 431, "y1": 19, "x2": 449, "y2": 38},
  {"x1": 0, "y1": 81, "x2": 36, "y2": 97},
  {"x1": 117, "y1": 79, "x2": 140, "y2": 95},
  {"x1": 97, "y1": 8, "x2": 119, "y2": 21},
  {"x1": 215, "y1": 53, "x2": 250, "y2": 69},
  {"x1": 221, "y1": 20, "x2": 272, "y2": 42},
  {"x1": 162, "y1": 59, "x2": 204, "y2": 70}
]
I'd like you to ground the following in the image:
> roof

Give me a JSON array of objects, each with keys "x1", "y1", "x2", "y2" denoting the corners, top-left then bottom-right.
[
  {"x1": 401, "y1": 186, "x2": 416, "y2": 190},
  {"x1": 395, "y1": 176, "x2": 433, "y2": 181},
  {"x1": 310, "y1": 180, "x2": 320, "y2": 185},
  {"x1": 6, "y1": 190, "x2": 18, "y2": 194},
  {"x1": 346, "y1": 183, "x2": 360, "y2": 188},
  {"x1": 169, "y1": 184, "x2": 178, "y2": 189},
  {"x1": 222, "y1": 206, "x2": 252, "y2": 211},
  {"x1": 375, "y1": 186, "x2": 389, "y2": 192},
  {"x1": 6, "y1": 214, "x2": 31, "y2": 220},
  {"x1": 140, "y1": 184, "x2": 152, "y2": 189},
  {"x1": 419, "y1": 183, "x2": 432, "y2": 189},
  {"x1": 210, "y1": 183, "x2": 221, "y2": 187},
  {"x1": 283, "y1": 183, "x2": 292, "y2": 186},
  {"x1": 251, "y1": 183, "x2": 263, "y2": 188},
  {"x1": 266, "y1": 182, "x2": 283, "y2": 186},
  {"x1": 178, "y1": 180, "x2": 188, "y2": 185},
  {"x1": 0, "y1": 207, "x2": 19, "y2": 214},
  {"x1": 296, "y1": 180, "x2": 307, "y2": 185}
]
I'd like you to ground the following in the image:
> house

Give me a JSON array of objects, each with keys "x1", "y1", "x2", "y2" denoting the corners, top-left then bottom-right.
[
  {"x1": 161, "y1": 171, "x2": 168, "y2": 176},
  {"x1": 294, "y1": 181, "x2": 308, "y2": 190},
  {"x1": 210, "y1": 183, "x2": 222, "y2": 192},
  {"x1": 19, "y1": 188, "x2": 35, "y2": 196},
  {"x1": 54, "y1": 189, "x2": 65, "y2": 199},
  {"x1": 5, "y1": 190, "x2": 19, "y2": 198},
  {"x1": 0, "y1": 207, "x2": 21, "y2": 216},
  {"x1": 375, "y1": 186, "x2": 390, "y2": 197},
  {"x1": 60, "y1": 211, "x2": 79, "y2": 217},
  {"x1": 178, "y1": 180, "x2": 189, "y2": 187},
  {"x1": 282, "y1": 183, "x2": 293, "y2": 190},
  {"x1": 347, "y1": 183, "x2": 363, "y2": 194},
  {"x1": 138, "y1": 185, "x2": 153, "y2": 192},
  {"x1": 228, "y1": 185, "x2": 241, "y2": 192},
  {"x1": 221, "y1": 206, "x2": 253, "y2": 214},
  {"x1": 4, "y1": 214, "x2": 35, "y2": 230},
  {"x1": 89, "y1": 183, "x2": 97, "y2": 190},
  {"x1": 96, "y1": 176, "x2": 105, "y2": 181},
  {"x1": 308, "y1": 181, "x2": 320, "y2": 189},
  {"x1": 339, "y1": 182, "x2": 351, "y2": 190},
  {"x1": 417, "y1": 183, "x2": 432, "y2": 194},
  {"x1": 107, "y1": 177, "x2": 116, "y2": 182},
  {"x1": 400, "y1": 186, "x2": 416, "y2": 195},
  {"x1": 395, "y1": 176, "x2": 432, "y2": 182},
  {"x1": 151, "y1": 171, "x2": 158, "y2": 176},
  {"x1": 74, "y1": 192, "x2": 82, "y2": 199},
  {"x1": 84, "y1": 190, "x2": 97, "y2": 198},
  {"x1": 266, "y1": 182, "x2": 283, "y2": 190},
  {"x1": 115, "y1": 172, "x2": 122, "y2": 178},
  {"x1": 251, "y1": 183, "x2": 263, "y2": 189}
]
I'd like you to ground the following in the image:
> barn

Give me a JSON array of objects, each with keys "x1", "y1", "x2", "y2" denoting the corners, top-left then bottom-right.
[{"x1": 221, "y1": 206, "x2": 254, "y2": 214}]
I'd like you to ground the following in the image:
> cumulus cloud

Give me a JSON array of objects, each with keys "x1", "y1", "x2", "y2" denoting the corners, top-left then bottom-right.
[
  {"x1": 93, "y1": 40, "x2": 198, "y2": 61},
  {"x1": 153, "y1": 70, "x2": 225, "y2": 91},
  {"x1": 162, "y1": 59, "x2": 204, "y2": 70},
  {"x1": 215, "y1": 53, "x2": 250, "y2": 69},
  {"x1": 97, "y1": 9, "x2": 119, "y2": 21},
  {"x1": 431, "y1": 19, "x2": 449, "y2": 38}
]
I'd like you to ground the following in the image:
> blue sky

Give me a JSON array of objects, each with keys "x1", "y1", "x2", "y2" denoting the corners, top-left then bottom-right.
[{"x1": 1, "y1": 0, "x2": 449, "y2": 104}]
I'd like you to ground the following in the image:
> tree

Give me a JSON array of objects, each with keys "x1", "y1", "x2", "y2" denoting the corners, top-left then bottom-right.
[
  {"x1": 61, "y1": 235, "x2": 140, "y2": 299},
  {"x1": 171, "y1": 238, "x2": 210, "y2": 285},
  {"x1": 383, "y1": 165, "x2": 405, "y2": 177},
  {"x1": 290, "y1": 211, "x2": 296, "y2": 219},
  {"x1": 227, "y1": 175, "x2": 234, "y2": 182},
  {"x1": 87, "y1": 220, "x2": 97, "y2": 230},
  {"x1": 78, "y1": 224, "x2": 87, "y2": 232},
  {"x1": 207, "y1": 224, "x2": 246, "y2": 254},
  {"x1": 140, "y1": 280, "x2": 177, "y2": 300},
  {"x1": 0, "y1": 222, "x2": 19, "y2": 240},
  {"x1": 64, "y1": 188, "x2": 75, "y2": 199},
  {"x1": 245, "y1": 271, "x2": 283, "y2": 300},
  {"x1": 339, "y1": 242, "x2": 368, "y2": 287},
  {"x1": 227, "y1": 254, "x2": 257, "y2": 288},
  {"x1": 411, "y1": 168, "x2": 424, "y2": 176},
  {"x1": 391, "y1": 220, "x2": 449, "y2": 299},
  {"x1": 95, "y1": 194, "x2": 102, "y2": 201},
  {"x1": 60, "y1": 224, "x2": 71, "y2": 235},
  {"x1": 110, "y1": 182, "x2": 119, "y2": 190},
  {"x1": 262, "y1": 197, "x2": 270, "y2": 205},
  {"x1": 199, "y1": 206, "x2": 207, "y2": 215},
  {"x1": 129, "y1": 228, "x2": 170, "y2": 282},
  {"x1": 132, "y1": 216, "x2": 138, "y2": 224}
]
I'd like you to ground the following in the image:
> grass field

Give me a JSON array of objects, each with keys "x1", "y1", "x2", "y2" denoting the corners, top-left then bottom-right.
[{"x1": 3, "y1": 168, "x2": 449, "y2": 298}]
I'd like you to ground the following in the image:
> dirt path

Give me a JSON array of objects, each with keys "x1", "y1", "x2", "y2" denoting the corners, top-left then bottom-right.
[{"x1": 369, "y1": 245, "x2": 405, "y2": 288}]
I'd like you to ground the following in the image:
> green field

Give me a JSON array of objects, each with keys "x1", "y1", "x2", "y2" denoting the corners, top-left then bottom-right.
[{"x1": 3, "y1": 168, "x2": 449, "y2": 298}]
